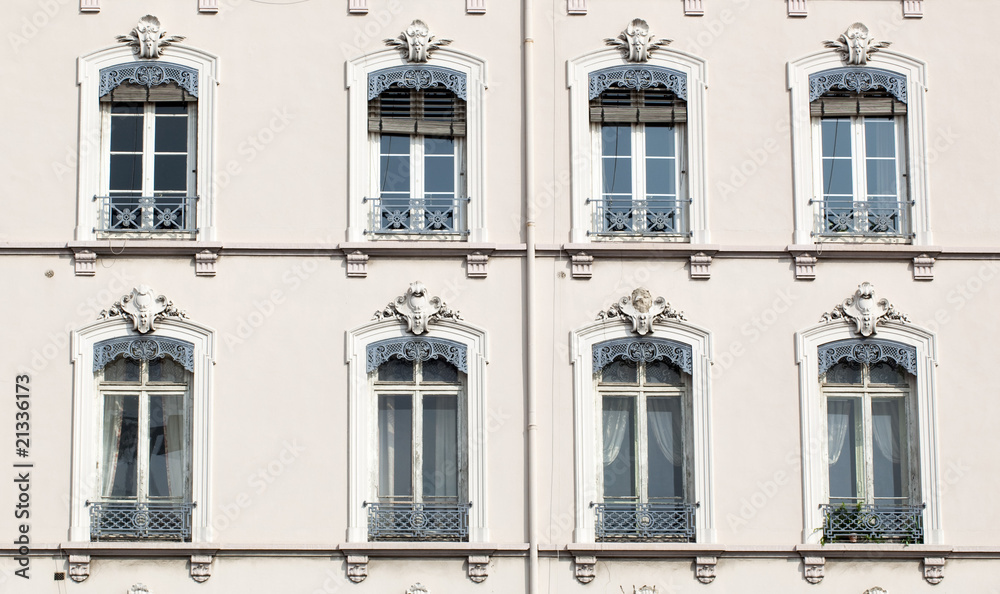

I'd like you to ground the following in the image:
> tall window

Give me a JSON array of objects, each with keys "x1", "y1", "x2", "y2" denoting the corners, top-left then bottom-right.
[
  {"x1": 591, "y1": 86, "x2": 687, "y2": 238},
  {"x1": 93, "y1": 355, "x2": 193, "y2": 541},
  {"x1": 369, "y1": 86, "x2": 467, "y2": 236},
  {"x1": 813, "y1": 91, "x2": 908, "y2": 239}
]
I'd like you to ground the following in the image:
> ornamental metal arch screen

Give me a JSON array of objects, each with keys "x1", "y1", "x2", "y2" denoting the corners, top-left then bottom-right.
[
  {"x1": 99, "y1": 62, "x2": 199, "y2": 98},
  {"x1": 366, "y1": 337, "x2": 468, "y2": 374},
  {"x1": 593, "y1": 337, "x2": 693, "y2": 375},
  {"x1": 817, "y1": 338, "x2": 917, "y2": 377},
  {"x1": 808, "y1": 67, "x2": 907, "y2": 104},
  {"x1": 588, "y1": 65, "x2": 688, "y2": 101},
  {"x1": 368, "y1": 65, "x2": 468, "y2": 101},
  {"x1": 94, "y1": 336, "x2": 196, "y2": 373}
]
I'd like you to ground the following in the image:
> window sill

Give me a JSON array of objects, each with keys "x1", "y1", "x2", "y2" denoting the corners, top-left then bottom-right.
[
  {"x1": 795, "y1": 543, "x2": 954, "y2": 558},
  {"x1": 566, "y1": 543, "x2": 724, "y2": 557},
  {"x1": 340, "y1": 542, "x2": 526, "y2": 557}
]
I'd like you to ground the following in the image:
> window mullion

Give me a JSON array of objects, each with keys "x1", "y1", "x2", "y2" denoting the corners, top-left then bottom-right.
[
  {"x1": 861, "y1": 381, "x2": 875, "y2": 505},
  {"x1": 137, "y1": 387, "x2": 150, "y2": 502},
  {"x1": 144, "y1": 104, "x2": 156, "y2": 197},
  {"x1": 412, "y1": 381, "x2": 423, "y2": 503},
  {"x1": 633, "y1": 125, "x2": 645, "y2": 233},
  {"x1": 636, "y1": 385, "x2": 650, "y2": 504}
]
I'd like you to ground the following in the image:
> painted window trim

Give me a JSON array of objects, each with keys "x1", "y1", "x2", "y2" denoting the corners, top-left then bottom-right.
[
  {"x1": 76, "y1": 45, "x2": 219, "y2": 241},
  {"x1": 788, "y1": 50, "x2": 930, "y2": 246},
  {"x1": 795, "y1": 321, "x2": 941, "y2": 544},
  {"x1": 70, "y1": 316, "x2": 216, "y2": 542},
  {"x1": 568, "y1": 48, "x2": 709, "y2": 244},
  {"x1": 347, "y1": 49, "x2": 487, "y2": 243},
  {"x1": 346, "y1": 319, "x2": 489, "y2": 542},
  {"x1": 571, "y1": 319, "x2": 714, "y2": 543}
]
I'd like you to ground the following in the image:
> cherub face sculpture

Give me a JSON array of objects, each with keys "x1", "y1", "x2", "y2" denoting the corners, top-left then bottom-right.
[
  {"x1": 405, "y1": 21, "x2": 431, "y2": 63},
  {"x1": 625, "y1": 19, "x2": 651, "y2": 63},
  {"x1": 135, "y1": 16, "x2": 162, "y2": 59}
]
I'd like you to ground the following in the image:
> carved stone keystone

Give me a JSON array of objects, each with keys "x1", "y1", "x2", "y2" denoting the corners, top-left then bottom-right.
[
  {"x1": 820, "y1": 282, "x2": 908, "y2": 337},
  {"x1": 100, "y1": 285, "x2": 187, "y2": 334},
  {"x1": 605, "y1": 18, "x2": 671, "y2": 63},
  {"x1": 385, "y1": 20, "x2": 451, "y2": 63},
  {"x1": 597, "y1": 287, "x2": 685, "y2": 335},
  {"x1": 374, "y1": 282, "x2": 461, "y2": 335},
  {"x1": 824, "y1": 23, "x2": 891, "y2": 66},
  {"x1": 117, "y1": 15, "x2": 185, "y2": 59}
]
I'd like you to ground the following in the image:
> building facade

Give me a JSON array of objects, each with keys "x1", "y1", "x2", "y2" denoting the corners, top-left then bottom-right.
[{"x1": 1, "y1": 0, "x2": 998, "y2": 592}]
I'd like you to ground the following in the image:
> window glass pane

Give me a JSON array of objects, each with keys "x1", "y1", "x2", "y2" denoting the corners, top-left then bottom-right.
[
  {"x1": 380, "y1": 134, "x2": 409, "y2": 154},
  {"x1": 645, "y1": 159, "x2": 676, "y2": 197},
  {"x1": 422, "y1": 395, "x2": 458, "y2": 499},
  {"x1": 110, "y1": 155, "x2": 143, "y2": 191},
  {"x1": 379, "y1": 155, "x2": 411, "y2": 194},
  {"x1": 153, "y1": 154, "x2": 188, "y2": 192},
  {"x1": 148, "y1": 358, "x2": 187, "y2": 383},
  {"x1": 865, "y1": 119, "x2": 896, "y2": 158},
  {"x1": 155, "y1": 115, "x2": 188, "y2": 153},
  {"x1": 866, "y1": 159, "x2": 897, "y2": 197},
  {"x1": 821, "y1": 119, "x2": 852, "y2": 158},
  {"x1": 110, "y1": 115, "x2": 143, "y2": 152},
  {"x1": 425, "y1": 137, "x2": 454, "y2": 156},
  {"x1": 602, "y1": 158, "x2": 632, "y2": 195},
  {"x1": 827, "y1": 397, "x2": 860, "y2": 502},
  {"x1": 378, "y1": 395, "x2": 412, "y2": 498},
  {"x1": 645, "y1": 126, "x2": 675, "y2": 158},
  {"x1": 822, "y1": 159, "x2": 854, "y2": 196},
  {"x1": 645, "y1": 360, "x2": 683, "y2": 385},
  {"x1": 103, "y1": 395, "x2": 139, "y2": 498},
  {"x1": 104, "y1": 357, "x2": 141, "y2": 382},
  {"x1": 424, "y1": 154, "x2": 455, "y2": 194},
  {"x1": 601, "y1": 360, "x2": 638, "y2": 384},
  {"x1": 112, "y1": 103, "x2": 143, "y2": 115},
  {"x1": 870, "y1": 362, "x2": 906, "y2": 385},
  {"x1": 602, "y1": 396, "x2": 636, "y2": 499},
  {"x1": 872, "y1": 398, "x2": 908, "y2": 503},
  {"x1": 826, "y1": 362, "x2": 862, "y2": 384},
  {"x1": 422, "y1": 358, "x2": 459, "y2": 383},
  {"x1": 647, "y1": 397, "x2": 684, "y2": 499},
  {"x1": 378, "y1": 358, "x2": 414, "y2": 382},
  {"x1": 155, "y1": 102, "x2": 187, "y2": 115},
  {"x1": 148, "y1": 395, "x2": 187, "y2": 498},
  {"x1": 601, "y1": 125, "x2": 631, "y2": 157}
]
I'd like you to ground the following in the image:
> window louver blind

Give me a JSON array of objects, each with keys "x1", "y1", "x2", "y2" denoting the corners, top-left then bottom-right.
[
  {"x1": 811, "y1": 92, "x2": 906, "y2": 117},
  {"x1": 369, "y1": 87, "x2": 467, "y2": 136},
  {"x1": 589, "y1": 87, "x2": 687, "y2": 124},
  {"x1": 100, "y1": 82, "x2": 196, "y2": 103}
]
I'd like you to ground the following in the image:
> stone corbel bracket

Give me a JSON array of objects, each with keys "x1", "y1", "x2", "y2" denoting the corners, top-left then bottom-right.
[
  {"x1": 695, "y1": 556, "x2": 717, "y2": 584},
  {"x1": 684, "y1": 0, "x2": 704, "y2": 16},
  {"x1": 346, "y1": 555, "x2": 368, "y2": 583},
  {"x1": 190, "y1": 554, "x2": 214, "y2": 582},
  {"x1": 80, "y1": 0, "x2": 100, "y2": 12},
  {"x1": 903, "y1": 0, "x2": 923, "y2": 18},
  {"x1": 468, "y1": 555, "x2": 490, "y2": 582},
  {"x1": 802, "y1": 555, "x2": 825, "y2": 584},
  {"x1": 923, "y1": 556, "x2": 945, "y2": 584},
  {"x1": 568, "y1": 0, "x2": 587, "y2": 15},
  {"x1": 346, "y1": 251, "x2": 369, "y2": 278},
  {"x1": 73, "y1": 249, "x2": 98, "y2": 276},
  {"x1": 787, "y1": 0, "x2": 807, "y2": 17},
  {"x1": 913, "y1": 254, "x2": 935, "y2": 281},
  {"x1": 793, "y1": 252, "x2": 817, "y2": 281},
  {"x1": 198, "y1": 0, "x2": 219, "y2": 12},
  {"x1": 348, "y1": 0, "x2": 368, "y2": 13},
  {"x1": 689, "y1": 252, "x2": 712, "y2": 280},
  {"x1": 466, "y1": 252, "x2": 489, "y2": 278},
  {"x1": 68, "y1": 554, "x2": 90, "y2": 582},
  {"x1": 574, "y1": 555, "x2": 597, "y2": 584},
  {"x1": 195, "y1": 249, "x2": 218, "y2": 276},
  {"x1": 571, "y1": 252, "x2": 594, "y2": 279}
]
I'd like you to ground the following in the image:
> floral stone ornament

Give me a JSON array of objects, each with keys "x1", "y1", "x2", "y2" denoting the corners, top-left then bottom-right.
[
  {"x1": 820, "y1": 282, "x2": 908, "y2": 337},
  {"x1": 373, "y1": 281, "x2": 461, "y2": 335},
  {"x1": 597, "y1": 287, "x2": 685, "y2": 336},
  {"x1": 824, "y1": 22, "x2": 891, "y2": 66},
  {"x1": 100, "y1": 285, "x2": 187, "y2": 334},
  {"x1": 605, "y1": 18, "x2": 671, "y2": 63},
  {"x1": 384, "y1": 20, "x2": 451, "y2": 63},
  {"x1": 117, "y1": 15, "x2": 185, "y2": 59}
]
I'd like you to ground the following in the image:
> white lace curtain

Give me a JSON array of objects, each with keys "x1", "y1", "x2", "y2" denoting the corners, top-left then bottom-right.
[
  {"x1": 827, "y1": 399, "x2": 852, "y2": 466},
  {"x1": 647, "y1": 398, "x2": 684, "y2": 466},
  {"x1": 872, "y1": 401, "x2": 902, "y2": 464},
  {"x1": 602, "y1": 397, "x2": 630, "y2": 466}
]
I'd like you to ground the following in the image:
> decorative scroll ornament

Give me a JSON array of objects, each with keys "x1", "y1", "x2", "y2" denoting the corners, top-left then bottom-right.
[
  {"x1": 128, "y1": 585, "x2": 152, "y2": 594},
  {"x1": 407, "y1": 584, "x2": 429, "y2": 594},
  {"x1": 820, "y1": 282, "x2": 908, "y2": 337},
  {"x1": 99, "y1": 285, "x2": 187, "y2": 334},
  {"x1": 593, "y1": 338, "x2": 693, "y2": 375},
  {"x1": 588, "y1": 65, "x2": 687, "y2": 101},
  {"x1": 117, "y1": 15, "x2": 185, "y2": 59},
  {"x1": 824, "y1": 23, "x2": 891, "y2": 66},
  {"x1": 368, "y1": 66, "x2": 467, "y2": 101},
  {"x1": 385, "y1": 20, "x2": 451, "y2": 63},
  {"x1": 367, "y1": 337, "x2": 467, "y2": 373},
  {"x1": 818, "y1": 339, "x2": 917, "y2": 377},
  {"x1": 597, "y1": 287, "x2": 684, "y2": 336},
  {"x1": 808, "y1": 67, "x2": 906, "y2": 104},
  {"x1": 605, "y1": 18, "x2": 671, "y2": 63},
  {"x1": 373, "y1": 282, "x2": 460, "y2": 335}
]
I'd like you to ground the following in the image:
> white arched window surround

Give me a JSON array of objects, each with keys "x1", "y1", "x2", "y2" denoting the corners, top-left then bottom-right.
[
  {"x1": 76, "y1": 44, "x2": 220, "y2": 241},
  {"x1": 346, "y1": 319, "x2": 489, "y2": 542},
  {"x1": 70, "y1": 316, "x2": 216, "y2": 542},
  {"x1": 568, "y1": 47, "x2": 709, "y2": 244},
  {"x1": 795, "y1": 322, "x2": 941, "y2": 544},
  {"x1": 571, "y1": 319, "x2": 715, "y2": 543},
  {"x1": 788, "y1": 49, "x2": 930, "y2": 246},
  {"x1": 346, "y1": 49, "x2": 487, "y2": 243}
]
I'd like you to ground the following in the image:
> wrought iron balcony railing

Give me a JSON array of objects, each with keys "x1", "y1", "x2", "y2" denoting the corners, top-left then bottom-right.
[
  {"x1": 366, "y1": 501, "x2": 471, "y2": 541},
  {"x1": 88, "y1": 500, "x2": 195, "y2": 541},
  {"x1": 590, "y1": 197, "x2": 690, "y2": 237},
  {"x1": 812, "y1": 199, "x2": 913, "y2": 238},
  {"x1": 366, "y1": 196, "x2": 469, "y2": 235},
  {"x1": 95, "y1": 195, "x2": 198, "y2": 233},
  {"x1": 593, "y1": 501, "x2": 698, "y2": 542},
  {"x1": 821, "y1": 503, "x2": 924, "y2": 543}
]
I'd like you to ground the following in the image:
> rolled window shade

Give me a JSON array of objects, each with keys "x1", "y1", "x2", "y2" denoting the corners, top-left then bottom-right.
[
  {"x1": 811, "y1": 96, "x2": 906, "y2": 117},
  {"x1": 100, "y1": 82, "x2": 196, "y2": 103},
  {"x1": 589, "y1": 86, "x2": 687, "y2": 123},
  {"x1": 369, "y1": 86, "x2": 466, "y2": 136}
]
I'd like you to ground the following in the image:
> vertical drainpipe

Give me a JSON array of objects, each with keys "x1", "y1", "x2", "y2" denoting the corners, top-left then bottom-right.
[{"x1": 522, "y1": 0, "x2": 539, "y2": 592}]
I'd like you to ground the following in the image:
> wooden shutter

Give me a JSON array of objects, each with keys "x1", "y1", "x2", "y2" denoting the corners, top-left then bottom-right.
[
  {"x1": 811, "y1": 92, "x2": 906, "y2": 117},
  {"x1": 589, "y1": 87, "x2": 687, "y2": 124},
  {"x1": 369, "y1": 87, "x2": 467, "y2": 136},
  {"x1": 100, "y1": 82, "x2": 196, "y2": 103}
]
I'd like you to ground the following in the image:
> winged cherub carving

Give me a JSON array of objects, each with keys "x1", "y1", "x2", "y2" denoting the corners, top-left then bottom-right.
[
  {"x1": 117, "y1": 15, "x2": 185, "y2": 59},
  {"x1": 605, "y1": 18, "x2": 671, "y2": 63},
  {"x1": 824, "y1": 22, "x2": 891, "y2": 66},
  {"x1": 385, "y1": 20, "x2": 452, "y2": 63}
]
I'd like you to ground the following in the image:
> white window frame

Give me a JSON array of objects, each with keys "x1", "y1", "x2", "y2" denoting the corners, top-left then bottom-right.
[
  {"x1": 571, "y1": 319, "x2": 714, "y2": 543},
  {"x1": 77, "y1": 45, "x2": 219, "y2": 241},
  {"x1": 568, "y1": 48, "x2": 708, "y2": 244},
  {"x1": 70, "y1": 316, "x2": 215, "y2": 542},
  {"x1": 788, "y1": 50, "x2": 930, "y2": 245},
  {"x1": 796, "y1": 322, "x2": 941, "y2": 544},
  {"x1": 346, "y1": 319, "x2": 489, "y2": 542},
  {"x1": 347, "y1": 50, "x2": 486, "y2": 242}
]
